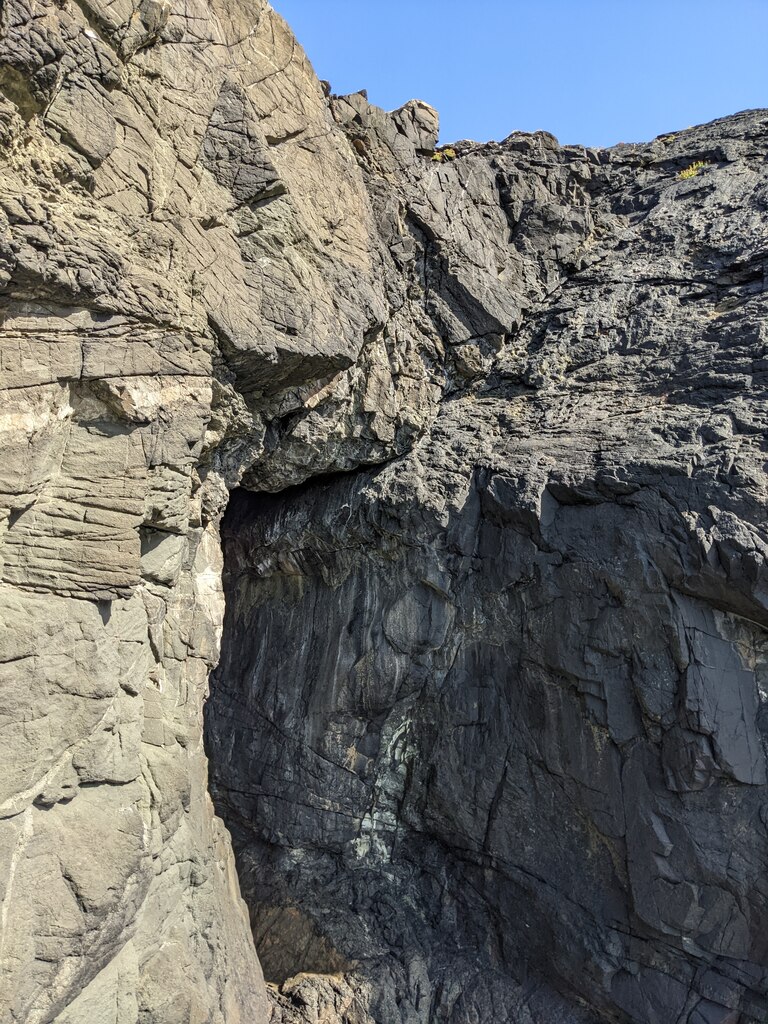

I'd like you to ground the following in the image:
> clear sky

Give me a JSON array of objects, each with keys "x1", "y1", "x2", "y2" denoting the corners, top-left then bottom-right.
[{"x1": 271, "y1": 0, "x2": 768, "y2": 148}]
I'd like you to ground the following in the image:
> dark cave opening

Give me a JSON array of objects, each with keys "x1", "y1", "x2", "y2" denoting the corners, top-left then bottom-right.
[
  {"x1": 203, "y1": 468, "x2": 768, "y2": 1023},
  {"x1": 204, "y1": 484, "x2": 365, "y2": 987},
  {"x1": 203, "y1": 477, "x2": 590, "y2": 1019}
]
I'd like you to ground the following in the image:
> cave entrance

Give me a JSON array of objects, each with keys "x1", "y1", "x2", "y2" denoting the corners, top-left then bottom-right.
[{"x1": 204, "y1": 485, "x2": 361, "y2": 987}]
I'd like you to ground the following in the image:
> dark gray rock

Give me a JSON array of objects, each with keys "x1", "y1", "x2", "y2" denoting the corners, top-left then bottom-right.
[{"x1": 207, "y1": 108, "x2": 768, "y2": 1023}]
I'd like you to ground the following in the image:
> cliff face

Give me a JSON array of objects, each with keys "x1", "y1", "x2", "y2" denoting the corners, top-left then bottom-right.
[
  {"x1": 0, "y1": 0, "x2": 391, "y2": 1019},
  {"x1": 0, "y1": 2, "x2": 766, "y2": 1023},
  {"x1": 210, "y1": 110, "x2": 768, "y2": 1024}
]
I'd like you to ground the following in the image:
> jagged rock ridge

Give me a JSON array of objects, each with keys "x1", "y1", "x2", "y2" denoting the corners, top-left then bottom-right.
[{"x1": 0, "y1": 1, "x2": 766, "y2": 1022}]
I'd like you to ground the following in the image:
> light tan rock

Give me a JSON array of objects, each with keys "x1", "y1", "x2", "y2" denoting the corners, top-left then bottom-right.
[{"x1": 0, "y1": 0, "x2": 443, "y2": 1014}]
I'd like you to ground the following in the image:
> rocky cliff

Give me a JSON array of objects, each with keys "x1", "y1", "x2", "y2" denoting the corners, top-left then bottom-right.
[{"x1": 0, "y1": 2, "x2": 767, "y2": 1023}]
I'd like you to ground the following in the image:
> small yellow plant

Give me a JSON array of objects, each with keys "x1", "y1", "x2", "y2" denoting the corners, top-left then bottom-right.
[
  {"x1": 431, "y1": 147, "x2": 457, "y2": 162},
  {"x1": 678, "y1": 160, "x2": 707, "y2": 180}
]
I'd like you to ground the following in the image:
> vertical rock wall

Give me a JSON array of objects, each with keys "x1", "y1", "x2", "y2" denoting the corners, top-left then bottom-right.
[
  {"x1": 209, "y1": 111, "x2": 768, "y2": 1024},
  {"x1": 0, "y1": 1, "x2": 425, "y2": 1019},
  {"x1": 1, "y1": 1, "x2": 767, "y2": 1022}
]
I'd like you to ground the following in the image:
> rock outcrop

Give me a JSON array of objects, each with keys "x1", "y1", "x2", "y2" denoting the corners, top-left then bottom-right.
[
  {"x1": 0, "y1": 1, "x2": 767, "y2": 1022},
  {"x1": 209, "y1": 108, "x2": 768, "y2": 1024}
]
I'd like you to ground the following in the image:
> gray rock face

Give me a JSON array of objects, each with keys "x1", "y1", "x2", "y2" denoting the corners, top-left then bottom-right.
[
  {"x1": 209, "y1": 111, "x2": 768, "y2": 1024},
  {"x1": 0, "y1": 0, "x2": 766, "y2": 1022},
  {"x1": 0, "y1": 0, "x2": 407, "y2": 1019}
]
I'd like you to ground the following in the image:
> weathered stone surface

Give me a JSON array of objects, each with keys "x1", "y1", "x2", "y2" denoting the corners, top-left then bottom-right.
[
  {"x1": 0, "y1": 0, "x2": 395, "y2": 1018},
  {"x1": 209, "y1": 110, "x2": 768, "y2": 1024},
  {"x1": 1, "y1": 0, "x2": 767, "y2": 1021}
]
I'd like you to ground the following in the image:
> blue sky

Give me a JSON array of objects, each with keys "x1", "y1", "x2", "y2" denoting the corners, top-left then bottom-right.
[{"x1": 271, "y1": 0, "x2": 768, "y2": 147}]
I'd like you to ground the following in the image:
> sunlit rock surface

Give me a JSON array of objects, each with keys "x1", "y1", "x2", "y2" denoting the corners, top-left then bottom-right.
[{"x1": 0, "y1": 0, "x2": 767, "y2": 1021}]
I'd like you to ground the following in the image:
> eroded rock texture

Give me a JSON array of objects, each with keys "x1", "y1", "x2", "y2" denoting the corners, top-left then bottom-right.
[
  {"x1": 209, "y1": 113, "x2": 768, "y2": 1024},
  {"x1": 0, "y1": 0, "x2": 766, "y2": 1022},
  {"x1": 0, "y1": 0, "x2": 432, "y2": 1019}
]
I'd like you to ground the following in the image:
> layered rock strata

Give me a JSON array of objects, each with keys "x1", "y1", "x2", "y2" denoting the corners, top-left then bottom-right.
[{"x1": 0, "y1": 0, "x2": 766, "y2": 1022}]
